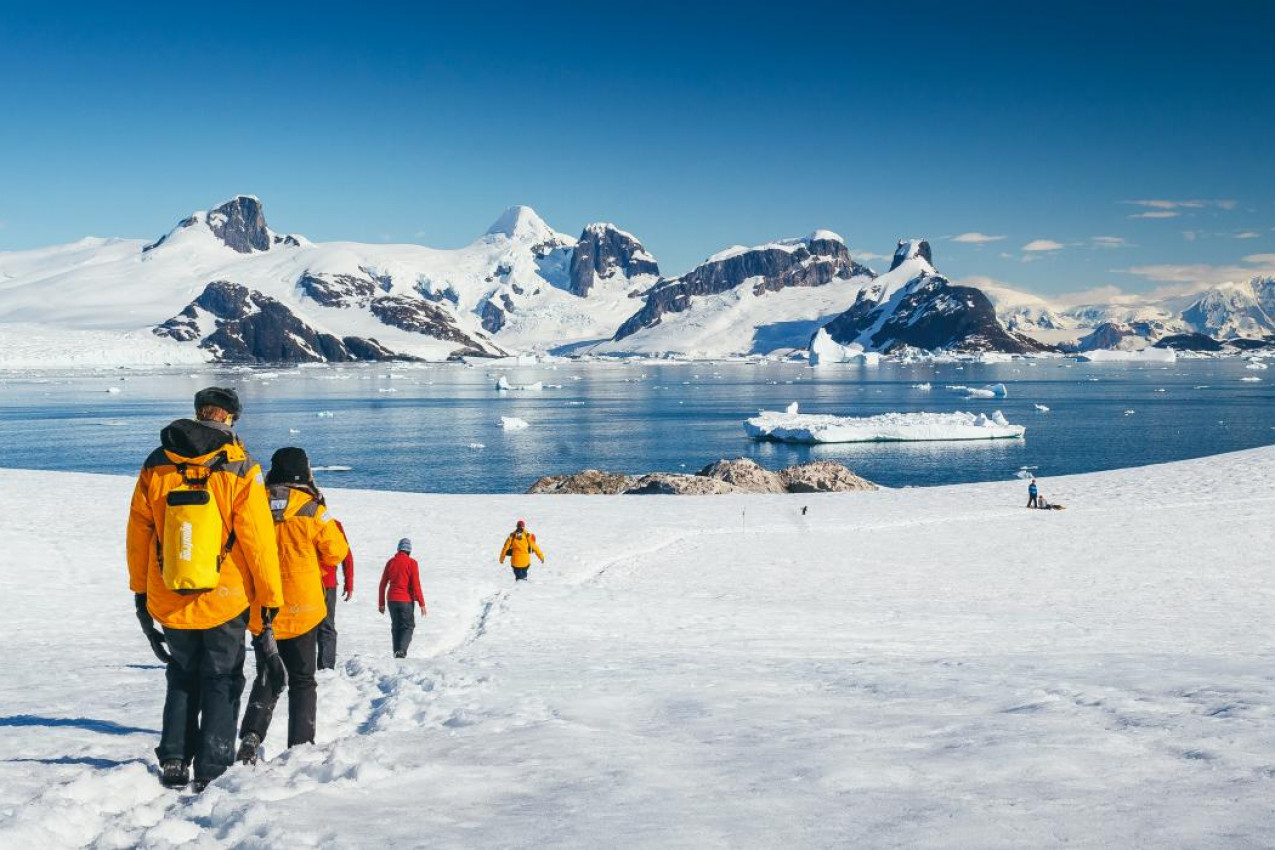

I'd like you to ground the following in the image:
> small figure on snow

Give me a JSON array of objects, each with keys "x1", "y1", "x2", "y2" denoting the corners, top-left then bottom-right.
[
  {"x1": 1027, "y1": 478, "x2": 1039, "y2": 509},
  {"x1": 379, "y1": 538, "x2": 426, "y2": 658},
  {"x1": 499, "y1": 519, "x2": 545, "y2": 582},
  {"x1": 317, "y1": 520, "x2": 354, "y2": 670}
]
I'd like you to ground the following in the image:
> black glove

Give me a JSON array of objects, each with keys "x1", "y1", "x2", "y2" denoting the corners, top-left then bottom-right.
[
  {"x1": 252, "y1": 624, "x2": 288, "y2": 693},
  {"x1": 134, "y1": 593, "x2": 171, "y2": 664}
]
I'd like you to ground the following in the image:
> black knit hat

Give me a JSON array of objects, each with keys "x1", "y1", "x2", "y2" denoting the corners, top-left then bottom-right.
[
  {"x1": 194, "y1": 386, "x2": 242, "y2": 417},
  {"x1": 267, "y1": 447, "x2": 311, "y2": 485}
]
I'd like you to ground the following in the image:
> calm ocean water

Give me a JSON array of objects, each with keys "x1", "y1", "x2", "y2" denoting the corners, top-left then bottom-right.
[{"x1": 1, "y1": 359, "x2": 1271, "y2": 493}]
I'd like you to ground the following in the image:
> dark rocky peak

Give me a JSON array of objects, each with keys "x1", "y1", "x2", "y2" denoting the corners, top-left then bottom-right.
[
  {"x1": 145, "y1": 195, "x2": 293, "y2": 254},
  {"x1": 568, "y1": 223, "x2": 660, "y2": 297},
  {"x1": 889, "y1": 239, "x2": 933, "y2": 272},
  {"x1": 613, "y1": 231, "x2": 870, "y2": 341}
]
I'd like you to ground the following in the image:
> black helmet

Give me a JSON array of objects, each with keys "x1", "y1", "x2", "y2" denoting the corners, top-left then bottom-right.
[
  {"x1": 267, "y1": 447, "x2": 311, "y2": 486},
  {"x1": 194, "y1": 386, "x2": 242, "y2": 418}
]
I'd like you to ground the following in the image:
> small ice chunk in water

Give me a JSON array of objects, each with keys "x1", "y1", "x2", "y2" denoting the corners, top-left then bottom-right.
[{"x1": 500, "y1": 416, "x2": 530, "y2": 431}]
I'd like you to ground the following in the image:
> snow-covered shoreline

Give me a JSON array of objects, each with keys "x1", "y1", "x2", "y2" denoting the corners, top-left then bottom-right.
[{"x1": 2, "y1": 446, "x2": 1274, "y2": 847}]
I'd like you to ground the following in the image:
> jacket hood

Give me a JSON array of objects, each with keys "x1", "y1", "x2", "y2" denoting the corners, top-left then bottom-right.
[{"x1": 160, "y1": 418, "x2": 236, "y2": 460}]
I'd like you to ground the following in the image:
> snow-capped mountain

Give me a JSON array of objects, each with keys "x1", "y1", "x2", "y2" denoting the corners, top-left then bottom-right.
[
  {"x1": 2, "y1": 194, "x2": 1272, "y2": 366},
  {"x1": 819, "y1": 240, "x2": 1052, "y2": 355},
  {"x1": 594, "y1": 231, "x2": 875, "y2": 357}
]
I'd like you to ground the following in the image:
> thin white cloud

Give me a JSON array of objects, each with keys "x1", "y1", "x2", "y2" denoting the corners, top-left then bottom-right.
[
  {"x1": 1235, "y1": 231, "x2": 1261, "y2": 239},
  {"x1": 851, "y1": 249, "x2": 891, "y2": 262},
  {"x1": 1022, "y1": 239, "x2": 1064, "y2": 252},
  {"x1": 950, "y1": 232, "x2": 1005, "y2": 244},
  {"x1": 1091, "y1": 236, "x2": 1129, "y2": 248},
  {"x1": 1123, "y1": 199, "x2": 1237, "y2": 211},
  {"x1": 1123, "y1": 252, "x2": 1275, "y2": 287},
  {"x1": 1129, "y1": 211, "x2": 1180, "y2": 220}
]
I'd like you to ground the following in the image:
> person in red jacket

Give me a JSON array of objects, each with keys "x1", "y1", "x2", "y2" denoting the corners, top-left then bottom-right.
[
  {"x1": 378, "y1": 538, "x2": 426, "y2": 658},
  {"x1": 317, "y1": 519, "x2": 355, "y2": 670}
]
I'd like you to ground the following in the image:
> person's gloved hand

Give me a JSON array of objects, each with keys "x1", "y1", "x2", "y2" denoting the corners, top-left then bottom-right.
[
  {"x1": 343, "y1": 588, "x2": 353, "y2": 602},
  {"x1": 134, "y1": 593, "x2": 171, "y2": 664},
  {"x1": 252, "y1": 608, "x2": 287, "y2": 692}
]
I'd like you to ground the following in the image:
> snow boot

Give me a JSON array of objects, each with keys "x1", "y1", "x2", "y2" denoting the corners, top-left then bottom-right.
[
  {"x1": 159, "y1": 758, "x2": 189, "y2": 789},
  {"x1": 237, "y1": 732, "x2": 262, "y2": 765},
  {"x1": 192, "y1": 779, "x2": 210, "y2": 793}
]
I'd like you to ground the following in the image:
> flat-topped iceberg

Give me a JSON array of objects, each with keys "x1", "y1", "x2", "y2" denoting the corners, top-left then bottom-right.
[{"x1": 745, "y1": 409, "x2": 1026, "y2": 444}]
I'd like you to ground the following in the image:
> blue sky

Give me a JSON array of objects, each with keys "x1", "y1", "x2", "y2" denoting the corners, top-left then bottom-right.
[{"x1": 1, "y1": 0, "x2": 1272, "y2": 298}]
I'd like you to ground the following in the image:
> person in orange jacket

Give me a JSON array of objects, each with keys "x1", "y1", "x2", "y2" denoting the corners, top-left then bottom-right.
[
  {"x1": 379, "y1": 539, "x2": 426, "y2": 658},
  {"x1": 126, "y1": 387, "x2": 283, "y2": 792},
  {"x1": 499, "y1": 519, "x2": 545, "y2": 582},
  {"x1": 238, "y1": 448, "x2": 349, "y2": 763},
  {"x1": 317, "y1": 519, "x2": 354, "y2": 670}
]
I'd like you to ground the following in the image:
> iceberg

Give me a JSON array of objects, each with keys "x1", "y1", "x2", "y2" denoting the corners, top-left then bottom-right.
[
  {"x1": 500, "y1": 416, "x2": 531, "y2": 430},
  {"x1": 1075, "y1": 349, "x2": 1177, "y2": 363},
  {"x1": 496, "y1": 375, "x2": 544, "y2": 392},
  {"x1": 808, "y1": 329, "x2": 882, "y2": 366},
  {"x1": 745, "y1": 409, "x2": 1026, "y2": 444}
]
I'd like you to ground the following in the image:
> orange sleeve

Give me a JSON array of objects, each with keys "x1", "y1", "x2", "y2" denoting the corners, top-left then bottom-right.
[
  {"x1": 313, "y1": 507, "x2": 350, "y2": 567},
  {"x1": 125, "y1": 468, "x2": 155, "y2": 594},
  {"x1": 233, "y1": 464, "x2": 283, "y2": 608}
]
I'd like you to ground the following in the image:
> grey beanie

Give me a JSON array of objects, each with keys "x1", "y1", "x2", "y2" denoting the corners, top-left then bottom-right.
[{"x1": 397, "y1": 538, "x2": 412, "y2": 553}]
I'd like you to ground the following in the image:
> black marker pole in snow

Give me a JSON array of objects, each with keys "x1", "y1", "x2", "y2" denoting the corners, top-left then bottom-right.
[{"x1": 741, "y1": 509, "x2": 746, "y2": 535}]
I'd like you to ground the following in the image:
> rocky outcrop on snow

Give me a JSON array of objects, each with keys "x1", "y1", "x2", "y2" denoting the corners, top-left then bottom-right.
[
  {"x1": 568, "y1": 224, "x2": 660, "y2": 298},
  {"x1": 1154, "y1": 332, "x2": 1225, "y2": 352},
  {"x1": 818, "y1": 240, "x2": 1051, "y2": 355},
  {"x1": 613, "y1": 232, "x2": 873, "y2": 341},
  {"x1": 368, "y1": 295, "x2": 500, "y2": 357},
  {"x1": 526, "y1": 458, "x2": 876, "y2": 495},
  {"x1": 778, "y1": 461, "x2": 878, "y2": 493},
  {"x1": 154, "y1": 281, "x2": 402, "y2": 363},
  {"x1": 1076, "y1": 321, "x2": 1142, "y2": 352},
  {"x1": 145, "y1": 195, "x2": 298, "y2": 254},
  {"x1": 298, "y1": 271, "x2": 381, "y2": 308}
]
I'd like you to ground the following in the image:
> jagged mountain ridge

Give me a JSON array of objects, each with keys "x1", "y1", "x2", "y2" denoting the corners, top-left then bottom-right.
[{"x1": 0, "y1": 195, "x2": 1272, "y2": 364}]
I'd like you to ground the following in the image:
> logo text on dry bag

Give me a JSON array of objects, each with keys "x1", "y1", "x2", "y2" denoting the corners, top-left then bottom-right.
[{"x1": 180, "y1": 521, "x2": 194, "y2": 562}]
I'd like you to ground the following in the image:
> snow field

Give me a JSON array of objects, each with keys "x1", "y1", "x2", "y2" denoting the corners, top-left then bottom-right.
[{"x1": 1, "y1": 447, "x2": 1274, "y2": 846}]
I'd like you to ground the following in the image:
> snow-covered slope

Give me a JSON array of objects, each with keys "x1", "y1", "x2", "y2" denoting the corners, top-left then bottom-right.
[
  {"x1": 2, "y1": 446, "x2": 1274, "y2": 846},
  {"x1": 595, "y1": 231, "x2": 876, "y2": 357}
]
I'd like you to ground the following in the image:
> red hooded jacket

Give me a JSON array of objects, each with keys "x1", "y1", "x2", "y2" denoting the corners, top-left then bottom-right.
[
  {"x1": 379, "y1": 551, "x2": 424, "y2": 608},
  {"x1": 322, "y1": 519, "x2": 355, "y2": 592}
]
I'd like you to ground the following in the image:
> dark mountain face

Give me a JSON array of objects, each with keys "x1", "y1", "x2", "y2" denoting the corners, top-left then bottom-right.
[
  {"x1": 889, "y1": 239, "x2": 932, "y2": 271},
  {"x1": 154, "y1": 281, "x2": 408, "y2": 363},
  {"x1": 614, "y1": 236, "x2": 872, "y2": 341},
  {"x1": 145, "y1": 196, "x2": 281, "y2": 254},
  {"x1": 821, "y1": 272, "x2": 1052, "y2": 355},
  {"x1": 568, "y1": 225, "x2": 660, "y2": 297}
]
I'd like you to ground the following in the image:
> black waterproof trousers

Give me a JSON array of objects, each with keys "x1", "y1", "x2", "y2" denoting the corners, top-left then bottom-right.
[
  {"x1": 317, "y1": 587, "x2": 338, "y2": 670},
  {"x1": 512, "y1": 568, "x2": 529, "y2": 582},
  {"x1": 388, "y1": 601, "x2": 415, "y2": 657},
  {"x1": 240, "y1": 624, "x2": 319, "y2": 748},
  {"x1": 158, "y1": 608, "x2": 249, "y2": 783}
]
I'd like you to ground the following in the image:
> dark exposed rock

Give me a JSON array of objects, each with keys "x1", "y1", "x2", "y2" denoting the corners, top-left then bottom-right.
[
  {"x1": 779, "y1": 461, "x2": 878, "y2": 493},
  {"x1": 889, "y1": 238, "x2": 932, "y2": 271},
  {"x1": 614, "y1": 234, "x2": 872, "y2": 341},
  {"x1": 369, "y1": 295, "x2": 492, "y2": 352},
  {"x1": 526, "y1": 470, "x2": 638, "y2": 494},
  {"x1": 298, "y1": 271, "x2": 379, "y2": 308},
  {"x1": 526, "y1": 458, "x2": 877, "y2": 494},
  {"x1": 1226, "y1": 336, "x2": 1275, "y2": 351},
  {"x1": 145, "y1": 195, "x2": 290, "y2": 254},
  {"x1": 696, "y1": 458, "x2": 785, "y2": 493},
  {"x1": 820, "y1": 242, "x2": 1051, "y2": 355},
  {"x1": 153, "y1": 280, "x2": 400, "y2": 363},
  {"x1": 1076, "y1": 321, "x2": 1139, "y2": 352},
  {"x1": 568, "y1": 224, "x2": 660, "y2": 297},
  {"x1": 1154, "y1": 333, "x2": 1225, "y2": 352}
]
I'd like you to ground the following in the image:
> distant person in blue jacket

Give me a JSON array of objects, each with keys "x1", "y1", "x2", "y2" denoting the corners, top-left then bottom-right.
[{"x1": 1027, "y1": 478, "x2": 1039, "y2": 508}]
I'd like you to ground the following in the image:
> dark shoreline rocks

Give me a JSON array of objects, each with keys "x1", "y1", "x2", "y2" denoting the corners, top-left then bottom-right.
[{"x1": 527, "y1": 458, "x2": 877, "y2": 495}]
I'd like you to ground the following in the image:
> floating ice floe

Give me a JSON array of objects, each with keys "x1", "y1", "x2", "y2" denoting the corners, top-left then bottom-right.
[
  {"x1": 313, "y1": 465, "x2": 352, "y2": 472},
  {"x1": 911, "y1": 382, "x2": 932, "y2": 391},
  {"x1": 288, "y1": 428, "x2": 301, "y2": 435},
  {"x1": 500, "y1": 416, "x2": 531, "y2": 431},
  {"x1": 496, "y1": 375, "x2": 544, "y2": 392},
  {"x1": 1034, "y1": 404, "x2": 1050, "y2": 412},
  {"x1": 316, "y1": 411, "x2": 335, "y2": 418},
  {"x1": 105, "y1": 387, "x2": 121, "y2": 394},
  {"x1": 745, "y1": 409, "x2": 1025, "y2": 444},
  {"x1": 965, "y1": 383, "x2": 1008, "y2": 399},
  {"x1": 1075, "y1": 348, "x2": 1177, "y2": 363},
  {"x1": 785, "y1": 401, "x2": 799, "y2": 415},
  {"x1": 1246, "y1": 362, "x2": 1269, "y2": 370},
  {"x1": 467, "y1": 443, "x2": 486, "y2": 450},
  {"x1": 1241, "y1": 376, "x2": 1263, "y2": 383}
]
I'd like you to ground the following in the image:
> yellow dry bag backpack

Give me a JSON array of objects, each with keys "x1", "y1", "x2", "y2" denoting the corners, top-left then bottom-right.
[{"x1": 161, "y1": 455, "x2": 234, "y2": 594}]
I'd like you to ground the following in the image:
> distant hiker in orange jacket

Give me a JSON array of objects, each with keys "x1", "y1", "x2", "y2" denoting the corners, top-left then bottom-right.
[
  {"x1": 499, "y1": 519, "x2": 545, "y2": 582},
  {"x1": 379, "y1": 539, "x2": 426, "y2": 658}
]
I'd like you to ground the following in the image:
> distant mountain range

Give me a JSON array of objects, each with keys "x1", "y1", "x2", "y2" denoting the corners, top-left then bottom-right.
[{"x1": 0, "y1": 195, "x2": 1271, "y2": 365}]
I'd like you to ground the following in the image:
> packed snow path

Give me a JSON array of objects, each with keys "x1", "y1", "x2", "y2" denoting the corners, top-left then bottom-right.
[{"x1": 1, "y1": 448, "x2": 1274, "y2": 848}]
